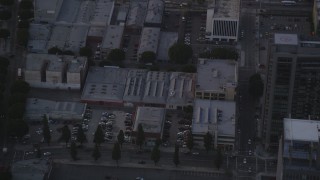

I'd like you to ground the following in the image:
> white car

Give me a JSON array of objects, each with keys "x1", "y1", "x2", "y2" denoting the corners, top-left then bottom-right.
[
  {"x1": 43, "y1": 152, "x2": 52, "y2": 156},
  {"x1": 243, "y1": 158, "x2": 247, "y2": 164},
  {"x1": 248, "y1": 150, "x2": 252, "y2": 156},
  {"x1": 248, "y1": 139, "x2": 252, "y2": 145}
]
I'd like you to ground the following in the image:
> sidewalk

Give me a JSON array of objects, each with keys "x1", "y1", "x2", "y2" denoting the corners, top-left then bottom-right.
[
  {"x1": 255, "y1": 144, "x2": 277, "y2": 160},
  {"x1": 53, "y1": 158, "x2": 224, "y2": 174}
]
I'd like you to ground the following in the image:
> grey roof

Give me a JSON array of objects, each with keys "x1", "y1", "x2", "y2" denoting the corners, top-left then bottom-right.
[
  {"x1": 12, "y1": 159, "x2": 50, "y2": 180},
  {"x1": 208, "y1": 0, "x2": 239, "y2": 19},
  {"x1": 28, "y1": 23, "x2": 52, "y2": 53},
  {"x1": 274, "y1": 33, "x2": 298, "y2": 45},
  {"x1": 90, "y1": 0, "x2": 115, "y2": 26},
  {"x1": 76, "y1": 1, "x2": 95, "y2": 24},
  {"x1": 47, "y1": 25, "x2": 71, "y2": 50},
  {"x1": 192, "y1": 99, "x2": 236, "y2": 136},
  {"x1": 117, "y1": 5, "x2": 129, "y2": 22},
  {"x1": 166, "y1": 72, "x2": 195, "y2": 105},
  {"x1": 56, "y1": 0, "x2": 81, "y2": 23},
  {"x1": 157, "y1": 32, "x2": 178, "y2": 61},
  {"x1": 24, "y1": 98, "x2": 86, "y2": 121},
  {"x1": 133, "y1": 106, "x2": 165, "y2": 134},
  {"x1": 88, "y1": 26, "x2": 106, "y2": 37},
  {"x1": 34, "y1": 0, "x2": 64, "y2": 23},
  {"x1": 65, "y1": 25, "x2": 89, "y2": 51},
  {"x1": 123, "y1": 69, "x2": 148, "y2": 102},
  {"x1": 81, "y1": 67, "x2": 128, "y2": 102},
  {"x1": 196, "y1": 59, "x2": 237, "y2": 92},
  {"x1": 101, "y1": 25, "x2": 124, "y2": 50},
  {"x1": 142, "y1": 71, "x2": 169, "y2": 104},
  {"x1": 126, "y1": 0, "x2": 148, "y2": 27},
  {"x1": 145, "y1": 0, "x2": 164, "y2": 24},
  {"x1": 138, "y1": 27, "x2": 161, "y2": 55}
]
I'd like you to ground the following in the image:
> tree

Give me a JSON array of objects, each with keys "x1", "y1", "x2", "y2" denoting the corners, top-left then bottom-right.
[
  {"x1": 79, "y1": 47, "x2": 93, "y2": 58},
  {"x1": 186, "y1": 134, "x2": 194, "y2": 152},
  {"x1": 92, "y1": 145, "x2": 101, "y2": 161},
  {"x1": 42, "y1": 115, "x2": 51, "y2": 146},
  {"x1": 18, "y1": 10, "x2": 33, "y2": 20},
  {"x1": 93, "y1": 125, "x2": 104, "y2": 146},
  {"x1": 181, "y1": 64, "x2": 196, "y2": 73},
  {"x1": 0, "y1": 166, "x2": 12, "y2": 180},
  {"x1": 59, "y1": 125, "x2": 71, "y2": 146},
  {"x1": 136, "y1": 124, "x2": 145, "y2": 149},
  {"x1": 112, "y1": 142, "x2": 121, "y2": 166},
  {"x1": 211, "y1": 48, "x2": 238, "y2": 60},
  {"x1": 249, "y1": 73, "x2": 264, "y2": 98},
  {"x1": 140, "y1": 51, "x2": 156, "y2": 63},
  {"x1": 36, "y1": 146, "x2": 41, "y2": 158},
  {"x1": 203, "y1": 132, "x2": 213, "y2": 153},
  {"x1": 173, "y1": 145, "x2": 180, "y2": 167},
  {"x1": 107, "y1": 49, "x2": 125, "y2": 62},
  {"x1": 77, "y1": 127, "x2": 87, "y2": 145},
  {"x1": 168, "y1": 43, "x2": 193, "y2": 64},
  {"x1": 10, "y1": 80, "x2": 30, "y2": 94},
  {"x1": 0, "y1": 29, "x2": 10, "y2": 39},
  {"x1": 0, "y1": 0, "x2": 14, "y2": 6},
  {"x1": 151, "y1": 146, "x2": 161, "y2": 165},
  {"x1": 8, "y1": 103, "x2": 25, "y2": 119},
  {"x1": 70, "y1": 141, "x2": 77, "y2": 160},
  {"x1": 62, "y1": 50, "x2": 74, "y2": 56},
  {"x1": 117, "y1": 130, "x2": 124, "y2": 148},
  {"x1": 0, "y1": 56, "x2": 9, "y2": 67},
  {"x1": 16, "y1": 28, "x2": 29, "y2": 46},
  {"x1": 214, "y1": 148, "x2": 223, "y2": 170},
  {"x1": 48, "y1": 47, "x2": 62, "y2": 55},
  {"x1": 8, "y1": 119, "x2": 29, "y2": 138},
  {"x1": 0, "y1": 10, "x2": 11, "y2": 20},
  {"x1": 17, "y1": 20, "x2": 29, "y2": 28},
  {"x1": 8, "y1": 93, "x2": 27, "y2": 106}
]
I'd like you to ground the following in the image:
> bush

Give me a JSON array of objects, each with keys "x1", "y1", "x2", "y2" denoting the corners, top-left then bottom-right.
[{"x1": 107, "y1": 49, "x2": 125, "y2": 62}]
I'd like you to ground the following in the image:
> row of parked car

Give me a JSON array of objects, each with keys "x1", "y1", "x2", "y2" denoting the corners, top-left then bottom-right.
[{"x1": 100, "y1": 112, "x2": 116, "y2": 142}]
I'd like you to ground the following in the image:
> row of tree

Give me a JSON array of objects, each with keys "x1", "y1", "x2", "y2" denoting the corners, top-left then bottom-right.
[
  {"x1": 16, "y1": 0, "x2": 33, "y2": 46},
  {"x1": 0, "y1": 57, "x2": 9, "y2": 133},
  {"x1": 199, "y1": 47, "x2": 238, "y2": 60}
]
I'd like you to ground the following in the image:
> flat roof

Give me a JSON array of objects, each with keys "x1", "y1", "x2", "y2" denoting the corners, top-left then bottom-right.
[
  {"x1": 66, "y1": 26, "x2": 89, "y2": 51},
  {"x1": 28, "y1": 23, "x2": 52, "y2": 52},
  {"x1": 81, "y1": 67, "x2": 128, "y2": 102},
  {"x1": 76, "y1": 1, "x2": 95, "y2": 23},
  {"x1": 34, "y1": 0, "x2": 64, "y2": 22},
  {"x1": 209, "y1": 0, "x2": 239, "y2": 19},
  {"x1": 157, "y1": 32, "x2": 178, "y2": 61},
  {"x1": 192, "y1": 99, "x2": 235, "y2": 136},
  {"x1": 101, "y1": 25, "x2": 124, "y2": 50},
  {"x1": 25, "y1": 53, "x2": 87, "y2": 73},
  {"x1": 166, "y1": 72, "x2": 195, "y2": 105},
  {"x1": 117, "y1": 5, "x2": 129, "y2": 21},
  {"x1": 274, "y1": 33, "x2": 299, "y2": 45},
  {"x1": 133, "y1": 106, "x2": 165, "y2": 134},
  {"x1": 126, "y1": 0, "x2": 148, "y2": 27},
  {"x1": 284, "y1": 118, "x2": 320, "y2": 142},
  {"x1": 88, "y1": 26, "x2": 106, "y2": 37},
  {"x1": 47, "y1": 25, "x2": 71, "y2": 50},
  {"x1": 25, "y1": 98, "x2": 86, "y2": 121},
  {"x1": 90, "y1": 0, "x2": 114, "y2": 26},
  {"x1": 12, "y1": 159, "x2": 49, "y2": 180},
  {"x1": 123, "y1": 69, "x2": 148, "y2": 102},
  {"x1": 145, "y1": 0, "x2": 164, "y2": 24},
  {"x1": 56, "y1": 0, "x2": 81, "y2": 23},
  {"x1": 196, "y1": 59, "x2": 237, "y2": 92},
  {"x1": 142, "y1": 71, "x2": 169, "y2": 104},
  {"x1": 138, "y1": 27, "x2": 161, "y2": 55}
]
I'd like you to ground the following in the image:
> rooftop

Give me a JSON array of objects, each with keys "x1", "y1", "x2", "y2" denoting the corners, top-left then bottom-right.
[
  {"x1": 142, "y1": 71, "x2": 169, "y2": 104},
  {"x1": 28, "y1": 23, "x2": 51, "y2": 53},
  {"x1": 12, "y1": 159, "x2": 50, "y2": 180},
  {"x1": 126, "y1": 0, "x2": 148, "y2": 27},
  {"x1": 133, "y1": 106, "x2": 166, "y2": 134},
  {"x1": 65, "y1": 25, "x2": 89, "y2": 52},
  {"x1": 81, "y1": 67, "x2": 128, "y2": 102},
  {"x1": 34, "y1": 0, "x2": 64, "y2": 22},
  {"x1": 101, "y1": 25, "x2": 124, "y2": 50},
  {"x1": 166, "y1": 72, "x2": 195, "y2": 105},
  {"x1": 145, "y1": 0, "x2": 164, "y2": 24},
  {"x1": 208, "y1": 0, "x2": 240, "y2": 19},
  {"x1": 274, "y1": 33, "x2": 299, "y2": 45},
  {"x1": 138, "y1": 27, "x2": 161, "y2": 55},
  {"x1": 90, "y1": 0, "x2": 115, "y2": 26},
  {"x1": 192, "y1": 99, "x2": 236, "y2": 136},
  {"x1": 47, "y1": 25, "x2": 71, "y2": 50},
  {"x1": 284, "y1": 118, "x2": 320, "y2": 142},
  {"x1": 76, "y1": 1, "x2": 95, "y2": 23},
  {"x1": 56, "y1": 0, "x2": 81, "y2": 23},
  {"x1": 88, "y1": 26, "x2": 106, "y2": 37},
  {"x1": 123, "y1": 69, "x2": 148, "y2": 102},
  {"x1": 117, "y1": 5, "x2": 129, "y2": 22},
  {"x1": 196, "y1": 59, "x2": 237, "y2": 92}
]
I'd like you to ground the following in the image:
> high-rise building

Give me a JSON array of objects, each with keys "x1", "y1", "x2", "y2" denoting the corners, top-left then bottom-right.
[{"x1": 262, "y1": 34, "x2": 320, "y2": 150}]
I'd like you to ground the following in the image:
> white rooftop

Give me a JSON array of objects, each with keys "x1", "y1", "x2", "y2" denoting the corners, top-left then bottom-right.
[
  {"x1": 101, "y1": 25, "x2": 124, "y2": 50},
  {"x1": 196, "y1": 59, "x2": 237, "y2": 92},
  {"x1": 208, "y1": 0, "x2": 240, "y2": 19},
  {"x1": 284, "y1": 118, "x2": 320, "y2": 142},
  {"x1": 142, "y1": 71, "x2": 169, "y2": 104},
  {"x1": 145, "y1": 0, "x2": 164, "y2": 24},
  {"x1": 138, "y1": 27, "x2": 161, "y2": 55},
  {"x1": 192, "y1": 99, "x2": 236, "y2": 136},
  {"x1": 274, "y1": 33, "x2": 299, "y2": 45},
  {"x1": 133, "y1": 106, "x2": 165, "y2": 134}
]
